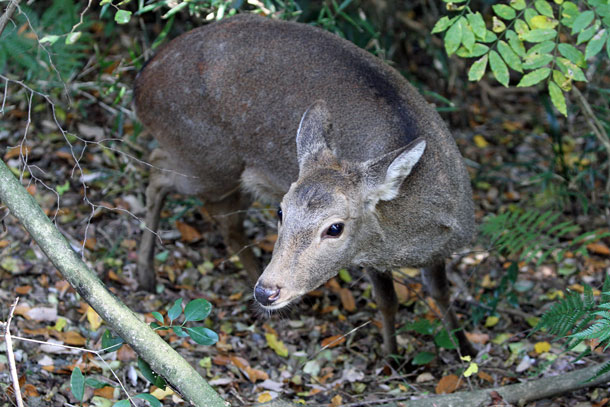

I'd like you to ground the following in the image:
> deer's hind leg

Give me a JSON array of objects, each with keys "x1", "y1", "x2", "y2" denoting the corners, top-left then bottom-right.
[{"x1": 422, "y1": 261, "x2": 475, "y2": 356}]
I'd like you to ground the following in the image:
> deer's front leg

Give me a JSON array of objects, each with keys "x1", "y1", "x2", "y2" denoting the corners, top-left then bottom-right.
[{"x1": 368, "y1": 270, "x2": 399, "y2": 356}]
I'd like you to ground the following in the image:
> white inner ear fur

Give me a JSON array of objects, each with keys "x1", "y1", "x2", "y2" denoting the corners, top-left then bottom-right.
[{"x1": 376, "y1": 139, "x2": 426, "y2": 202}]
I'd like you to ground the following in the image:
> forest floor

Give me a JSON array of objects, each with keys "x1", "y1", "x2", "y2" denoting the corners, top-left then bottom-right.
[{"x1": 1, "y1": 9, "x2": 610, "y2": 407}]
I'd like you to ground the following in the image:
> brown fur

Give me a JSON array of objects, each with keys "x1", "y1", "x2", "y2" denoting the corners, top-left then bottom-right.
[{"x1": 135, "y1": 14, "x2": 475, "y2": 356}]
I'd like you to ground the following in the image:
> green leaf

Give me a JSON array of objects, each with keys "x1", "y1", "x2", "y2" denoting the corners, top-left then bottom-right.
[
  {"x1": 561, "y1": 1, "x2": 579, "y2": 26},
  {"x1": 134, "y1": 394, "x2": 162, "y2": 407},
  {"x1": 412, "y1": 351, "x2": 436, "y2": 365},
  {"x1": 494, "y1": 4, "x2": 517, "y2": 19},
  {"x1": 101, "y1": 330, "x2": 124, "y2": 352},
  {"x1": 114, "y1": 9, "x2": 132, "y2": 25},
  {"x1": 138, "y1": 358, "x2": 166, "y2": 389},
  {"x1": 462, "y1": 20, "x2": 476, "y2": 52},
  {"x1": 151, "y1": 311, "x2": 164, "y2": 325},
  {"x1": 434, "y1": 329, "x2": 458, "y2": 349},
  {"x1": 553, "y1": 69, "x2": 572, "y2": 91},
  {"x1": 577, "y1": 24, "x2": 598, "y2": 45},
  {"x1": 480, "y1": 30, "x2": 498, "y2": 43},
  {"x1": 113, "y1": 400, "x2": 131, "y2": 407},
  {"x1": 507, "y1": 30, "x2": 527, "y2": 57},
  {"x1": 489, "y1": 50, "x2": 510, "y2": 87},
  {"x1": 168, "y1": 298, "x2": 183, "y2": 322},
  {"x1": 184, "y1": 298, "x2": 212, "y2": 322},
  {"x1": 607, "y1": 30, "x2": 610, "y2": 59},
  {"x1": 530, "y1": 15, "x2": 558, "y2": 29},
  {"x1": 468, "y1": 54, "x2": 488, "y2": 81},
  {"x1": 70, "y1": 368, "x2": 85, "y2": 402},
  {"x1": 467, "y1": 12, "x2": 486, "y2": 40},
  {"x1": 186, "y1": 326, "x2": 219, "y2": 345},
  {"x1": 510, "y1": 0, "x2": 527, "y2": 10},
  {"x1": 524, "y1": 8, "x2": 539, "y2": 27},
  {"x1": 534, "y1": 0, "x2": 554, "y2": 18},
  {"x1": 585, "y1": 30, "x2": 607, "y2": 59},
  {"x1": 556, "y1": 57, "x2": 588, "y2": 81},
  {"x1": 557, "y1": 43, "x2": 585, "y2": 66},
  {"x1": 572, "y1": 10, "x2": 594, "y2": 34},
  {"x1": 172, "y1": 325, "x2": 188, "y2": 337},
  {"x1": 456, "y1": 43, "x2": 490, "y2": 57},
  {"x1": 65, "y1": 32, "x2": 82, "y2": 45},
  {"x1": 527, "y1": 40, "x2": 556, "y2": 56},
  {"x1": 517, "y1": 67, "x2": 551, "y2": 86},
  {"x1": 40, "y1": 34, "x2": 60, "y2": 45},
  {"x1": 493, "y1": 16, "x2": 507, "y2": 33},
  {"x1": 444, "y1": 18, "x2": 463, "y2": 56},
  {"x1": 84, "y1": 378, "x2": 110, "y2": 389},
  {"x1": 498, "y1": 40, "x2": 523, "y2": 72},
  {"x1": 515, "y1": 19, "x2": 530, "y2": 36},
  {"x1": 522, "y1": 28, "x2": 557, "y2": 42},
  {"x1": 432, "y1": 16, "x2": 457, "y2": 34},
  {"x1": 548, "y1": 81, "x2": 567, "y2": 116},
  {"x1": 523, "y1": 53, "x2": 554, "y2": 69}
]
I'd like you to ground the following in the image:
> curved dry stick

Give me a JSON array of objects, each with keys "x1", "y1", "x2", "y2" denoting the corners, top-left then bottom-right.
[{"x1": 3, "y1": 297, "x2": 24, "y2": 407}]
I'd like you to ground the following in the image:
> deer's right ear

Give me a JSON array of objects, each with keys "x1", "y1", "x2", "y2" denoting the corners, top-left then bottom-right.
[{"x1": 296, "y1": 100, "x2": 332, "y2": 173}]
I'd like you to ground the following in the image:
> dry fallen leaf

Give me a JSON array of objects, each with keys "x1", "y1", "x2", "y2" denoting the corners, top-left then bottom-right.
[
  {"x1": 321, "y1": 335, "x2": 346, "y2": 349},
  {"x1": 86, "y1": 306, "x2": 102, "y2": 331},
  {"x1": 339, "y1": 288, "x2": 355, "y2": 312},
  {"x1": 435, "y1": 374, "x2": 462, "y2": 394},
  {"x1": 175, "y1": 220, "x2": 202, "y2": 243},
  {"x1": 587, "y1": 242, "x2": 610, "y2": 256}
]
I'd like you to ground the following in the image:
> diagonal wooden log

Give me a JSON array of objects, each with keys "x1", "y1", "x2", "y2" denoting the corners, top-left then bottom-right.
[{"x1": 0, "y1": 159, "x2": 228, "y2": 407}]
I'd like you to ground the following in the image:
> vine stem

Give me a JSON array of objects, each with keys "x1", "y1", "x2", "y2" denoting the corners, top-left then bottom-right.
[
  {"x1": 571, "y1": 85, "x2": 610, "y2": 193},
  {"x1": 0, "y1": 0, "x2": 23, "y2": 38}
]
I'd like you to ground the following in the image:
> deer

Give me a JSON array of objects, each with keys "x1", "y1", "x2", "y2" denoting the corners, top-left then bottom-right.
[{"x1": 134, "y1": 13, "x2": 476, "y2": 357}]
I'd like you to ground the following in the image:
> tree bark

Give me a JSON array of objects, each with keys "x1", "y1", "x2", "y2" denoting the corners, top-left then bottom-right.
[{"x1": 0, "y1": 159, "x2": 228, "y2": 407}]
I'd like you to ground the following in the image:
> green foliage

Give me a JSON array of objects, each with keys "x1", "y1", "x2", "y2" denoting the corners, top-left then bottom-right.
[
  {"x1": 398, "y1": 318, "x2": 463, "y2": 363},
  {"x1": 0, "y1": 0, "x2": 91, "y2": 84},
  {"x1": 533, "y1": 275, "x2": 610, "y2": 381},
  {"x1": 432, "y1": 0, "x2": 610, "y2": 116},
  {"x1": 480, "y1": 208, "x2": 610, "y2": 264}
]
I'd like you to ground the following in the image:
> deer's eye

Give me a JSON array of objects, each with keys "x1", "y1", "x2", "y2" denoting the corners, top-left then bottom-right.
[
  {"x1": 324, "y1": 223, "x2": 344, "y2": 238},
  {"x1": 277, "y1": 207, "x2": 283, "y2": 223}
]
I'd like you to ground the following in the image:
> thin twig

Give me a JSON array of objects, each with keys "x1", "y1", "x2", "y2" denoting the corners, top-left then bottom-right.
[
  {"x1": 0, "y1": 0, "x2": 22, "y2": 37},
  {"x1": 571, "y1": 86, "x2": 610, "y2": 193},
  {"x1": 4, "y1": 297, "x2": 24, "y2": 407}
]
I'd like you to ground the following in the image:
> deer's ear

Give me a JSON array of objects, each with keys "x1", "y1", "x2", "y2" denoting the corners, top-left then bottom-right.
[
  {"x1": 362, "y1": 138, "x2": 426, "y2": 208},
  {"x1": 296, "y1": 100, "x2": 332, "y2": 173}
]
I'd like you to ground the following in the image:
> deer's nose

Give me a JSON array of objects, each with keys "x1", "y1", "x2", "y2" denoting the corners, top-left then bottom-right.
[{"x1": 254, "y1": 284, "x2": 281, "y2": 306}]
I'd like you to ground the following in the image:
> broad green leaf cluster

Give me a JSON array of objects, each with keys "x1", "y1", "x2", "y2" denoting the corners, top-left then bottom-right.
[{"x1": 432, "y1": 0, "x2": 610, "y2": 116}]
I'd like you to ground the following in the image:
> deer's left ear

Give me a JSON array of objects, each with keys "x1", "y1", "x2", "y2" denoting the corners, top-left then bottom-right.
[{"x1": 362, "y1": 138, "x2": 426, "y2": 208}]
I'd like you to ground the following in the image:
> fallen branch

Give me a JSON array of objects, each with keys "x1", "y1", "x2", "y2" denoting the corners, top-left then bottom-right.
[{"x1": 0, "y1": 159, "x2": 228, "y2": 407}]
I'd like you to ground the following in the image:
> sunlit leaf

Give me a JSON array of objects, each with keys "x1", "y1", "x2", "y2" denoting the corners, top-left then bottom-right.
[
  {"x1": 585, "y1": 29, "x2": 607, "y2": 59},
  {"x1": 534, "y1": 0, "x2": 554, "y2": 18},
  {"x1": 186, "y1": 326, "x2": 219, "y2": 345},
  {"x1": 510, "y1": 0, "x2": 526, "y2": 10},
  {"x1": 557, "y1": 43, "x2": 585, "y2": 67},
  {"x1": 556, "y1": 57, "x2": 587, "y2": 81},
  {"x1": 444, "y1": 18, "x2": 463, "y2": 55},
  {"x1": 462, "y1": 19, "x2": 476, "y2": 52},
  {"x1": 467, "y1": 12, "x2": 486, "y2": 39},
  {"x1": 530, "y1": 15, "x2": 558, "y2": 29},
  {"x1": 493, "y1": 4, "x2": 516, "y2": 20},
  {"x1": 571, "y1": 10, "x2": 594, "y2": 34},
  {"x1": 167, "y1": 298, "x2": 183, "y2": 322},
  {"x1": 432, "y1": 16, "x2": 457, "y2": 34},
  {"x1": 184, "y1": 298, "x2": 212, "y2": 322},
  {"x1": 456, "y1": 43, "x2": 490, "y2": 57},
  {"x1": 468, "y1": 54, "x2": 488, "y2": 81},
  {"x1": 507, "y1": 30, "x2": 526, "y2": 57},
  {"x1": 498, "y1": 40, "x2": 523, "y2": 72},
  {"x1": 552, "y1": 69, "x2": 572, "y2": 91},
  {"x1": 548, "y1": 81, "x2": 567, "y2": 116},
  {"x1": 577, "y1": 24, "x2": 598, "y2": 45},
  {"x1": 515, "y1": 19, "x2": 530, "y2": 36},
  {"x1": 114, "y1": 9, "x2": 132, "y2": 24},
  {"x1": 522, "y1": 28, "x2": 557, "y2": 42},
  {"x1": 492, "y1": 16, "x2": 507, "y2": 33},
  {"x1": 489, "y1": 50, "x2": 510, "y2": 87},
  {"x1": 517, "y1": 67, "x2": 551, "y2": 87},
  {"x1": 523, "y1": 54, "x2": 553, "y2": 70},
  {"x1": 524, "y1": 8, "x2": 539, "y2": 27}
]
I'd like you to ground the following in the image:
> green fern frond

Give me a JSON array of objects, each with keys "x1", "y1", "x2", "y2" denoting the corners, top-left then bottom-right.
[
  {"x1": 586, "y1": 361, "x2": 610, "y2": 383},
  {"x1": 480, "y1": 209, "x2": 608, "y2": 265}
]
